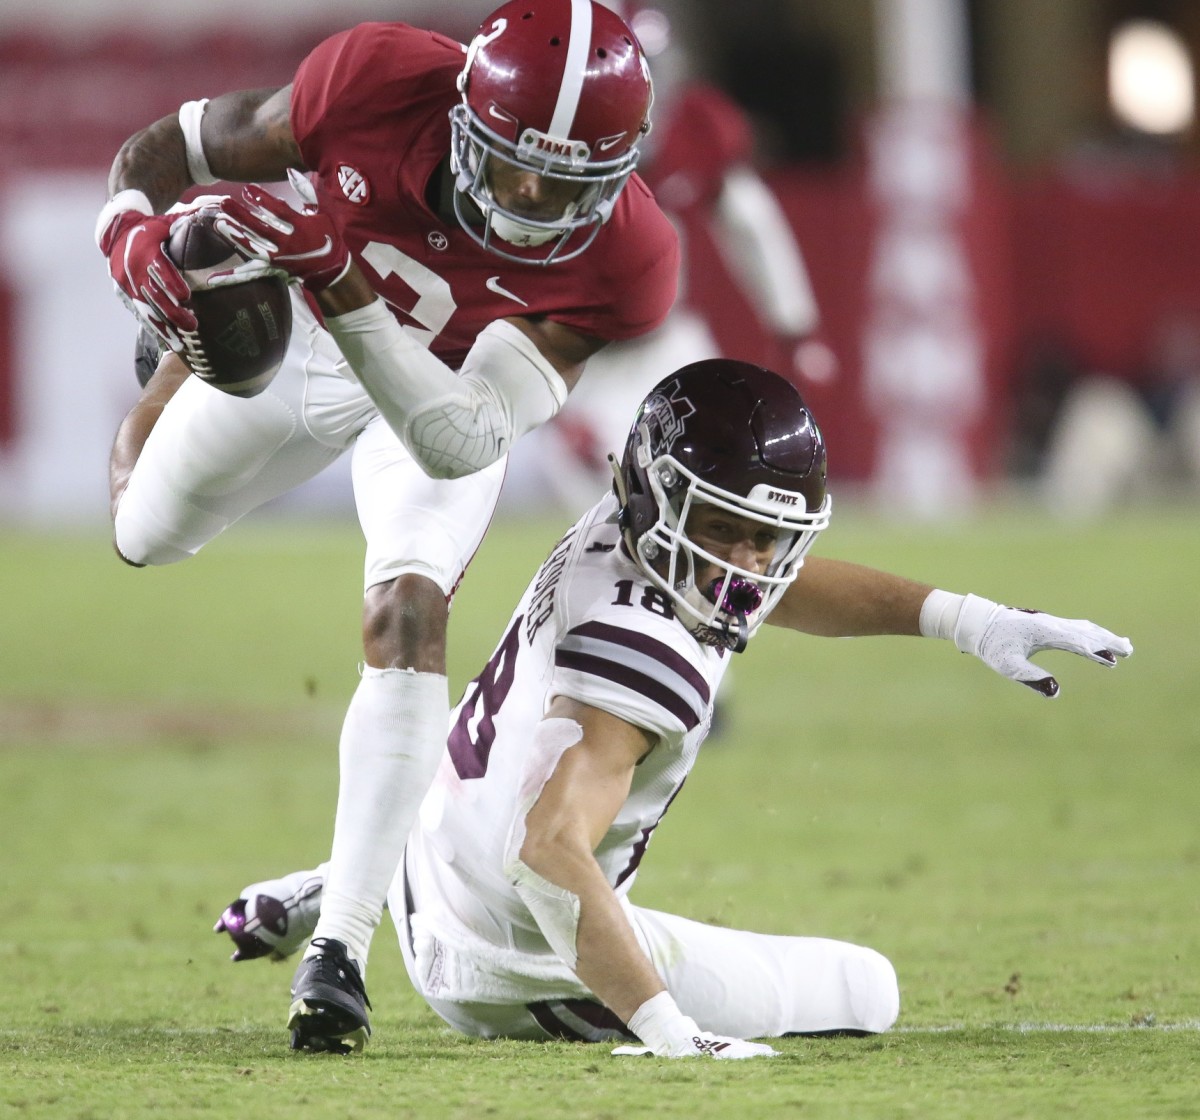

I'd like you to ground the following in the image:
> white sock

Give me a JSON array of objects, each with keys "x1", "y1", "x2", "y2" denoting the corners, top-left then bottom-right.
[{"x1": 307, "y1": 666, "x2": 448, "y2": 970}]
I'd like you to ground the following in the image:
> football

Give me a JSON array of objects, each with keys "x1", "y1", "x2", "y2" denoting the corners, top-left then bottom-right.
[{"x1": 166, "y1": 206, "x2": 292, "y2": 398}]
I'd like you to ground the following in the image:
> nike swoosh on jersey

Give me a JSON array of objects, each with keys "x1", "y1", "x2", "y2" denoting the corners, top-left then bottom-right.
[{"x1": 486, "y1": 276, "x2": 529, "y2": 306}]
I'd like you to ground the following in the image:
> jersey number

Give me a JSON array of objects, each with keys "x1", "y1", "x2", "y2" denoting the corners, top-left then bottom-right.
[
  {"x1": 447, "y1": 615, "x2": 523, "y2": 780},
  {"x1": 612, "y1": 579, "x2": 674, "y2": 618},
  {"x1": 360, "y1": 242, "x2": 456, "y2": 347}
]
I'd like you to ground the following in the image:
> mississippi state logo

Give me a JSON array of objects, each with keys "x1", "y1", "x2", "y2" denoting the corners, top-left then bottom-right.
[
  {"x1": 427, "y1": 231, "x2": 449, "y2": 251},
  {"x1": 337, "y1": 165, "x2": 371, "y2": 205},
  {"x1": 639, "y1": 379, "x2": 697, "y2": 454}
]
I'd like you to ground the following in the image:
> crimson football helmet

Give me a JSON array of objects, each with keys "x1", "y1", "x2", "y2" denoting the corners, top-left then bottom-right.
[
  {"x1": 451, "y1": 0, "x2": 654, "y2": 264},
  {"x1": 613, "y1": 360, "x2": 831, "y2": 652}
]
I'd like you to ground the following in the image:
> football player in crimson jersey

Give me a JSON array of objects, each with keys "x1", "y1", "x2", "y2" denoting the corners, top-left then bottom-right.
[
  {"x1": 214, "y1": 360, "x2": 1131, "y2": 1059},
  {"x1": 97, "y1": 0, "x2": 677, "y2": 1054}
]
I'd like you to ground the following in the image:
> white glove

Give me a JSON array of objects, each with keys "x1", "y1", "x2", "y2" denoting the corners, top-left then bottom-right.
[
  {"x1": 921, "y1": 591, "x2": 1133, "y2": 698},
  {"x1": 613, "y1": 991, "x2": 779, "y2": 1060},
  {"x1": 612, "y1": 1033, "x2": 779, "y2": 1060},
  {"x1": 212, "y1": 867, "x2": 324, "y2": 961}
]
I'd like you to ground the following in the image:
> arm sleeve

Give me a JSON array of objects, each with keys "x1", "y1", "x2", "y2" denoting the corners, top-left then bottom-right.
[
  {"x1": 711, "y1": 166, "x2": 820, "y2": 336},
  {"x1": 325, "y1": 298, "x2": 568, "y2": 479}
]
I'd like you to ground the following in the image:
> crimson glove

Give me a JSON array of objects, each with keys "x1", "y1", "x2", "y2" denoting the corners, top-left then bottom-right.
[
  {"x1": 96, "y1": 189, "x2": 197, "y2": 350},
  {"x1": 213, "y1": 172, "x2": 351, "y2": 293}
]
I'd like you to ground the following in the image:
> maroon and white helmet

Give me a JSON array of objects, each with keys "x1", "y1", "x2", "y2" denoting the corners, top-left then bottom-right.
[
  {"x1": 451, "y1": 0, "x2": 654, "y2": 263},
  {"x1": 615, "y1": 360, "x2": 831, "y2": 652}
]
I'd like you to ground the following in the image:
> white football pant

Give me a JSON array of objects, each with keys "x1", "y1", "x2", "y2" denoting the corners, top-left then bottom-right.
[
  {"x1": 391, "y1": 848, "x2": 900, "y2": 1042},
  {"x1": 114, "y1": 291, "x2": 507, "y2": 967}
]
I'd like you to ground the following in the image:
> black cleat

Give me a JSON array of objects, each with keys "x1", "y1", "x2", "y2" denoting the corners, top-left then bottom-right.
[{"x1": 287, "y1": 938, "x2": 372, "y2": 1053}]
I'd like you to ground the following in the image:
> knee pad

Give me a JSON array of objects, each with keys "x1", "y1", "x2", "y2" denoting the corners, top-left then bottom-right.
[{"x1": 113, "y1": 481, "x2": 205, "y2": 566}]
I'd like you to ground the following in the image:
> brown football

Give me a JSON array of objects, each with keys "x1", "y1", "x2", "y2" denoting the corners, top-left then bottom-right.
[{"x1": 166, "y1": 206, "x2": 292, "y2": 398}]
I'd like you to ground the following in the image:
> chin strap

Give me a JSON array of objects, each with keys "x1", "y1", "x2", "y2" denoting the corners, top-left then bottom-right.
[
  {"x1": 608, "y1": 452, "x2": 641, "y2": 561},
  {"x1": 709, "y1": 613, "x2": 750, "y2": 654}
]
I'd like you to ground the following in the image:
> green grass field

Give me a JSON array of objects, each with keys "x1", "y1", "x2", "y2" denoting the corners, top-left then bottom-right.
[{"x1": 2, "y1": 499, "x2": 1198, "y2": 1119}]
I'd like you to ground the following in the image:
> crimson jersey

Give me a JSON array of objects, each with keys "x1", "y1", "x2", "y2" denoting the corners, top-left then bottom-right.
[
  {"x1": 645, "y1": 84, "x2": 754, "y2": 213},
  {"x1": 290, "y1": 22, "x2": 679, "y2": 369}
]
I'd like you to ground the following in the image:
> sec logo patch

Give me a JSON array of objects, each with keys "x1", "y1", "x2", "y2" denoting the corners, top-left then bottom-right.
[{"x1": 337, "y1": 165, "x2": 371, "y2": 205}]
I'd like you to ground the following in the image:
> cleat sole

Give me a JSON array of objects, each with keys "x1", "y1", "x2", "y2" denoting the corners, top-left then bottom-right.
[{"x1": 287, "y1": 997, "x2": 370, "y2": 1054}]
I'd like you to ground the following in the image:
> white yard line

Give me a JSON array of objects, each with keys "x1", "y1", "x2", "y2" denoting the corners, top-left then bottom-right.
[{"x1": 896, "y1": 1021, "x2": 1200, "y2": 1033}]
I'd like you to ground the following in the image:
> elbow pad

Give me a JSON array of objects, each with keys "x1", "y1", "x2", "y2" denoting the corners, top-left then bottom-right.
[{"x1": 326, "y1": 299, "x2": 568, "y2": 478}]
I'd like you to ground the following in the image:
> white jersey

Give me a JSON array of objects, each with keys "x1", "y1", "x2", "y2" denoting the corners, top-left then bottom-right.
[{"x1": 406, "y1": 491, "x2": 732, "y2": 956}]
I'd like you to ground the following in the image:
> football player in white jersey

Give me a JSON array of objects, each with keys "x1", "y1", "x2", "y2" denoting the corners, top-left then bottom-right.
[{"x1": 216, "y1": 360, "x2": 1132, "y2": 1057}]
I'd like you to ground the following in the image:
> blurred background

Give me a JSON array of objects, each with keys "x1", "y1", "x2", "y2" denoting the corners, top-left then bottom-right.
[
  {"x1": 2, "y1": 8, "x2": 1194, "y2": 1069},
  {"x1": 1, "y1": 0, "x2": 1199, "y2": 526}
]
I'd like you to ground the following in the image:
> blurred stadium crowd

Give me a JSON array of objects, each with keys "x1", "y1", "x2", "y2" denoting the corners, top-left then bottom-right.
[{"x1": 1, "y1": 0, "x2": 1198, "y2": 524}]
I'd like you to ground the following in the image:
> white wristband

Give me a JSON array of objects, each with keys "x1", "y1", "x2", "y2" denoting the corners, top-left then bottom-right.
[
  {"x1": 179, "y1": 99, "x2": 218, "y2": 185},
  {"x1": 920, "y1": 589, "x2": 1004, "y2": 658},
  {"x1": 949, "y1": 593, "x2": 1002, "y2": 656},
  {"x1": 918, "y1": 589, "x2": 965, "y2": 642},
  {"x1": 95, "y1": 188, "x2": 154, "y2": 249},
  {"x1": 626, "y1": 991, "x2": 700, "y2": 1056}
]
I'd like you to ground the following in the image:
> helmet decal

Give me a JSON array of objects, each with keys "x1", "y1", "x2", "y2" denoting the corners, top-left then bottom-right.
[
  {"x1": 548, "y1": 0, "x2": 592, "y2": 141},
  {"x1": 638, "y1": 380, "x2": 696, "y2": 457},
  {"x1": 459, "y1": 18, "x2": 508, "y2": 94}
]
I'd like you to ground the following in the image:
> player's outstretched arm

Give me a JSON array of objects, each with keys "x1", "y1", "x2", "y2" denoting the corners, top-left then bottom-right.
[
  {"x1": 510, "y1": 698, "x2": 776, "y2": 1060},
  {"x1": 770, "y1": 557, "x2": 930, "y2": 637},
  {"x1": 919, "y1": 591, "x2": 1132, "y2": 697},
  {"x1": 712, "y1": 166, "x2": 820, "y2": 342},
  {"x1": 772, "y1": 557, "x2": 1132, "y2": 698}
]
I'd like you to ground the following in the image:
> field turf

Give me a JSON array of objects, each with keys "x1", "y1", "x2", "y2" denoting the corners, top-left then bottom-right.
[{"x1": 1, "y1": 498, "x2": 1197, "y2": 1119}]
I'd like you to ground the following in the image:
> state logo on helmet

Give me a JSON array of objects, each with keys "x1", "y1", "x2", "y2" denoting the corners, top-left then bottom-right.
[
  {"x1": 613, "y1": 360, "x2": 832, "y2": 652},
  {"x1": 451, "y1": 0, "x2": 654, "y2": 264}
]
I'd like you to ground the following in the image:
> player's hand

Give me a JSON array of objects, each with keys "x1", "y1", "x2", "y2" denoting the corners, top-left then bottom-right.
[
  {"x1": 212, "y1": 868, "x2": 323, "y2": 962},
  {"x1": 613, "y1": 1032, "x2": 779, "y2": 1059},
  {"x1": 954, "y1": 594, "x2": 1133, "y2": 698},
  {"x1": 213, "y1": 898, "x2": 284, "y2": 962},
  {"x1": 617, "y1": 994, "x2": 779, "y2": 1059},
  {"x1": 97, "y1": 193, "x2": 196, "y2": 350},
  {"x1": 213, "y1": 171, "x2": 351, "y2": 293}
]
